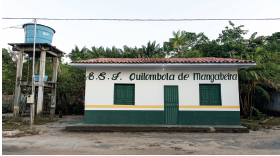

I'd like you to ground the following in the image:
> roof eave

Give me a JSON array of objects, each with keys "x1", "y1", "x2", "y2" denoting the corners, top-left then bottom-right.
[{"x1": 70, "y1": 63, "x2": 256, "y2": 69}]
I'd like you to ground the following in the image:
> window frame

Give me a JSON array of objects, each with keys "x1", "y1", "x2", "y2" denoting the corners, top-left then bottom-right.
[
  {"x1": 199, "y1": 84, "x2": 222, "y2": 106},
  {"x1": 114, "y1": 83, "x2": 135, "y2": 105}
]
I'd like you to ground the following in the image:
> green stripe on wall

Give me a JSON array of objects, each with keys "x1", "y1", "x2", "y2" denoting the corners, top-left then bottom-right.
[
  {"x1": 179, "y1": 111, "x2": 241, "y2": 125},
  {"x1": 84, "y1": 110, "x2": 241, "y2": 125},
  {"x1": 84, "y1": 110, "x2": 164, "y2": 124}
]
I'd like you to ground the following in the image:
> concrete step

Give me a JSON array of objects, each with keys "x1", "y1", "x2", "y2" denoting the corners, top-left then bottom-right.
[{"x1": 66, "y1": 123, "x2": 249, "y2": 133}]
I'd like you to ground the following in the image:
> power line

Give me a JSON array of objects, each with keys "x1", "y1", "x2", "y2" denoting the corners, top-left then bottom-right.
[
  {"x1": 2, "y1": 26, "x2": 24, "y2": 30},
  {"x1": 2, "y1": 17, "x2": 280, "y2": 21},
  {"x1": 2, "y1": 20, "x2": 34, "y2": 29}
]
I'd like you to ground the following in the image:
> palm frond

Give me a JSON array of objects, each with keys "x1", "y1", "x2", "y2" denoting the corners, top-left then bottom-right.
[
  {"x1": 250, "y1": 32, "x2": 258, "y2": 40},
  {"x1": 249, "y1": 71, "x2": 259, "y2": 81}
]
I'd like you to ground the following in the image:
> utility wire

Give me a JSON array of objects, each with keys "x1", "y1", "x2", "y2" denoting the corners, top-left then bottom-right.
[
  {"x1": 2, "y1": 17, "x2": 280, "y2": 21},
  {"x1": 3, "y1": 17, "x2": 279, "y2": 29},
  {"x1": 2, "y1": 20, "x2": 34, "y2": 29},
  {"x1": 2, "y1": 23, "x2": 25, "y2": 29}
]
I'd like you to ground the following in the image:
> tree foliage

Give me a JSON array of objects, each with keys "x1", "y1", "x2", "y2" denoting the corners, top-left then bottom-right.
[{"x1": 2, "y1": 48, "x2": 17, "y2": 94}]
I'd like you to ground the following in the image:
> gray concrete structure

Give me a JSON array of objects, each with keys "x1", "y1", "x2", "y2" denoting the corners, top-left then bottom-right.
[
  {"x1": 9, "y1": 43, "x2": 65, "y2": 117},
  {"x1": 66, "y1": 123, "x2": 249, "y2": 133}
]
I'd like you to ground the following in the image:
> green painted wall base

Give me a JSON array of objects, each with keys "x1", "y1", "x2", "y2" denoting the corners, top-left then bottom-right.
[
  {"x1": 179, "y1": 111, "x2": 241, "y2": 125},
  {"x1": 84, "y1": 110, "x2": 241, "y2": 125},
  {"x1": 84, "y1": 110, "x2": 164, "y2": 124}
]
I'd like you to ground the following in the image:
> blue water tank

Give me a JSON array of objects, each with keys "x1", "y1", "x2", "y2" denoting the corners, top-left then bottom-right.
[
  {"x1": 23, "y1": 23, "x2": 55, "y2": 44},
  {"x1": 35, "y1": 74, "x2": 48, "y2": 82}
]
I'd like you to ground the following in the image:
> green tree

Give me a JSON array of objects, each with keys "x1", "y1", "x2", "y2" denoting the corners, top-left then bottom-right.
[
  {"x1": 181, "y1": 31, "x2": 209, "y2": 50},
  {"x1": 216, "y1": 21, "x2": 249, "y2": 58},
  {"x1": 123, "y1": 45, "x2": 139, "y2": 58},
  {"x1": 56, "y1": 62, "x2": 86, "y2": 114},
  {"x1": 168, "y1": 30, "x2": 187, "y2": 54},
  {"x1": 239, "y1": 62, "x2": 277, "y2": 117},
  {"x1": 2, "y1": 48, "x2": 17, "y2": 94},
  {"x1": 196, "y1": 40, "x2": 230, "y2": 58},
  {"x1": 68, "y1": 45, "x2": 91, "y2": 62},
  {"x1": 163, "y1": 42, "x2": 173, "y2": 58},
  {"x1": 173, "y1": 50, "x2": 202, "y2": 58},
  {"x1": 142, "y1": 41, "x2": 162, "y2": 57}
]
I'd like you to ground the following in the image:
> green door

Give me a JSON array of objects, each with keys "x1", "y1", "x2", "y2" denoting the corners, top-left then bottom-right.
[{"x1": 164, "y1": 86, "x2": 179, "y2": 124}]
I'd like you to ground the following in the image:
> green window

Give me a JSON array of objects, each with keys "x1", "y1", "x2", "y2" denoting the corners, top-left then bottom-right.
[
  {"x1": 199, "y1": 84, "x2": 221, "y2": 106},
  {"x1": 114, "y1": 84, "x2": 135, "y2": 105}
]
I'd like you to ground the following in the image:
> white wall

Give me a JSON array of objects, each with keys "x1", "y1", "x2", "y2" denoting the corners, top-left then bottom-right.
[{"x1": 85, "y1": 67, "x2": 240, "y2": 111}]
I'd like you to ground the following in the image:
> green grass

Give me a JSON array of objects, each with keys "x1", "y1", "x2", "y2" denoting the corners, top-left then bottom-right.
[
  {"x1": 34, "y1": 117, "x2": 56, "y2": 124},
  {"x1": 2, "y1": 115, "x2": 57, "y2": 137},
  {"x1": 2, "y1": 123, "x2": 25, "y2": 131},
  {"x1": 241, "y1": 117, "x2": 280, "y2": 131},
  {"x1": 4, "y1": 117, "x2": 23, "y2": 123},
  {"x1": 2, "y1": 116, "x2": 57, "y2": 131}
]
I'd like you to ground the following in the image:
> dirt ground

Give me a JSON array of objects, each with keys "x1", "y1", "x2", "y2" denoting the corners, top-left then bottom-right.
[{"x1": 2, "y1": 115, "x2": 280, "y2": 155}]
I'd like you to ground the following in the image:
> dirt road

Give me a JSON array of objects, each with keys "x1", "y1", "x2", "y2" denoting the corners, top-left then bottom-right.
[{"x1": 2, "y1": 115, "x2": 280, "y2": 155}]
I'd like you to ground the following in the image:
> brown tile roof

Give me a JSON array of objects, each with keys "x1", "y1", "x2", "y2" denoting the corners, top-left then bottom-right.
[{"x1": 72, "y1": 57, "x2": 255, "y2": 64}]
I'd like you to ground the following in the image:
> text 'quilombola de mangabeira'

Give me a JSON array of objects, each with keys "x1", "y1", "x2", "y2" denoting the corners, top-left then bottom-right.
[{"x1": 87, "y1": 72, "x2": 237, "y2": 83}]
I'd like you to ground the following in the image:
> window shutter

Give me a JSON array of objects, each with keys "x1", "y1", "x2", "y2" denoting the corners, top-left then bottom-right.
[
  {"x1": 114, "y1": 84, "x2": 135, "y2": 105},
  {"x1": 200, "y1": 85, "x2": 210, "y2": 105},
  {"x1": 209, "y1": 85, "x2": 221, "y2": 105},
  {"x1": 124, "y1": 85, "x2": 134, "y2": 105},
  {"x1": 114, "y1": 84, "x2": 124, "y2": 104},
  {"x1": 200, "y1": 84, "x2": 221, "y2": 106}
]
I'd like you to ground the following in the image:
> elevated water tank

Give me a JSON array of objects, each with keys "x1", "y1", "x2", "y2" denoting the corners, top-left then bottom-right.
[{"x1": 23, "y1": 23, "x2": 55, "y2": 44}]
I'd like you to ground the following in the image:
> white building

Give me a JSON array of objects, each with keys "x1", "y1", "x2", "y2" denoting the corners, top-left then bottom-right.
[{"x1": 71, "y1": 57, "x2": 255, "y2": 125}]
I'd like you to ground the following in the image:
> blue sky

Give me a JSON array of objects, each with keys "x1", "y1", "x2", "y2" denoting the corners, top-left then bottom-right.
[{"x1": 1, "y1": 0, "x2": 280, "y2": 62}]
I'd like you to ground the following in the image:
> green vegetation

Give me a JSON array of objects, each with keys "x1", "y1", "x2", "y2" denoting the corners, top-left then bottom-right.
[
  {"x1": 241, "y1": 117, "x2": 280, "y2": 131},
  {"x1": 249, "y1": 107, "x2": 267, "y2": 120},
  {"x1": 2, "y1": 116, "x2": 56, "y2": 137},
  {"x1": 2, "y1": 21, "x2": 279, "y2": 118},
  {"x1": 4, "y1": 116, "x2": 23, "y2": 123},
  {"x1": 34, "y1": 116, "x2": 56, "y2": 124},
  {"x1": 2, "y1": 48, "x2": 17, "y2": 94},
  {"x1": 3, "y1": 116, "x2": 56, "y2": 125}
]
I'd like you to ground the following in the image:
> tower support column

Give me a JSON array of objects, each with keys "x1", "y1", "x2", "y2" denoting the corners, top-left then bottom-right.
[
  {"x1": 37, "y1": 50, "x2": 46, "y2": 115},
  {"x1": 13, "y1": 49, "x2": 24, "y2": 117},
  {"x1": 50, "y1": 57, "x2": 58, "y2": 117}
]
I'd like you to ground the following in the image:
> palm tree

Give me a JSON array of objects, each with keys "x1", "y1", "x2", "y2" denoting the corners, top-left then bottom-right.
[
  {"x1": 131, "y1": 46, "x2": 138, "y2": 58},
  {"x1": 238, "y1": 61, "x2": 277, "y2": 117},
  {"x1": 111, "y1": 46, "x2": 122, "y2": 58},
  {"x1": 169, "y1": 30, "x2": 187, "y2": 53},
  {"x1": 142, "y1": 41, "x2": 161, "y2": 57},
  {"x1": 123, "y1": 45, "x2": 132, "y2": 58},
  {"x1": 90, "y1": 46, "x2": 99, "y2": 58},
  {"x1": 90, "y1": 46, "x2": 106, "y2": 58},
  {"x1": 137, "y1": 48, "x2": 145, "y2": 58},
  {"x1": 104, "y1": 47, "x2": 112, "y2": 58},
  {"x1": 68, "y1": 45, "x2": 90, "y2": 62},
  {"x1": 163, "y1": 42, "x2": 172, "y2": 58}
]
